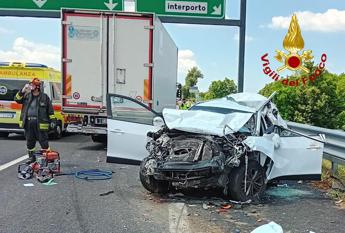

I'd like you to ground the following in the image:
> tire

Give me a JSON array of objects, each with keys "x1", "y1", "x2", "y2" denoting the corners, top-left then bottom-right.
[
  {"x1": 0, "y1": 132, "x2": 9, "y2": 138},
  {"x1": 139, "y1": 158, "x2": 169, "y2": 194},
  {"x1": 228, "y1": 160, "x2": 266, "y2": 201},
  {"x1": 91, "y1": 134, "x2": 107, "y2": 144}
]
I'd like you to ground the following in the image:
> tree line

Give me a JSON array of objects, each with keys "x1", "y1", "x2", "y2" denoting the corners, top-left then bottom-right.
[
  {"x1": 260, "y1": 63, "x2": 345, "y2": 130},
  {"x1": 181, "y1": 65, "x2": 345, "y2": 130},
  {"x1": 181, "y1": 66, "x2": 237, "y2": 101}
]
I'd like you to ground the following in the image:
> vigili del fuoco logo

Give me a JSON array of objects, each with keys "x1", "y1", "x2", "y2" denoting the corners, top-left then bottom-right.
[{"x1": 261, "y1": 14, "x2": 327, "y2": 87}]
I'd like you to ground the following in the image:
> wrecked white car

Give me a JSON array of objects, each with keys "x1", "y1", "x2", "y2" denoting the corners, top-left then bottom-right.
[{"x1": 106, "y1": 93, "x2": 324, "y2": 201}]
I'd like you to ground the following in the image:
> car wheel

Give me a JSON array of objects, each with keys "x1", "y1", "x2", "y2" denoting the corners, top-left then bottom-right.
[
  {"x1": 0, "y1": 132, "x2": 9, "y2": 138},
  {"x1": 139, "y1": 158, "x2": 169, "y2": 194},
  {"x1": 228, "y1": 160, "x2": 266, "y2": 201}
]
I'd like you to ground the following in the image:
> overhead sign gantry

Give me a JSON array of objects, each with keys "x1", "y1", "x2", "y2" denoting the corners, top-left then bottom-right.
[
  {"x1": 0, "y1": 0, "x2": 123, "y2": 14},
  {"x1": 0, "y1": 0, "x2": 247, "y2": 92}
]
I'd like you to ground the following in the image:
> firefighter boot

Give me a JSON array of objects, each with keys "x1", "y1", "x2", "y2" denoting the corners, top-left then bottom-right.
[{"x1": 26, "y1": 149, "x2": 36, "y2": 164}]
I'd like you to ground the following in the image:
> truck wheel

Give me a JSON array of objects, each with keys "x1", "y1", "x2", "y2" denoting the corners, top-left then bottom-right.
[
  {"x1": 139, "y1": 158, "x2": 169, "y2": 194},
  {"x1": 0, "y1": 132, "x2": 9, "y2": 138},
  {"x1": 53, "y1": 123, "x2": 63, "y2": 139},
  {"x1": 228, "y1": 160, "x2": 266, "y2": 201},
  {"x1": 91, "y1": 134, "x2": 107, "y2": 144}
]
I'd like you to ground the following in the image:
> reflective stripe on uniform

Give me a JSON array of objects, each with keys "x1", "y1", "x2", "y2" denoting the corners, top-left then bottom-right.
[
  {"x1": 27, "y1": 147, "x2": 36, "y2": 152},
  {"x1": 49, "y1": 115, "x2": 56, "y2": 120},
  {"x1": 15, "y1": 92, "x2": 23, "y2": 100},
  {"x1": 39, "y1": 123, "x2": 49, "y2": 130}
]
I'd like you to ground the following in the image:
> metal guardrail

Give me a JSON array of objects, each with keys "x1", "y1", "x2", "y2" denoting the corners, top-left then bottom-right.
[{"x1": 287, "y1": 122, "x2": 345, "y2": 175}]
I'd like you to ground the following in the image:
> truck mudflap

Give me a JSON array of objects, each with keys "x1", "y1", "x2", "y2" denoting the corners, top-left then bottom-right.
[{"x1": 67, "y1": 124, "x2": 107, "y2": 135}]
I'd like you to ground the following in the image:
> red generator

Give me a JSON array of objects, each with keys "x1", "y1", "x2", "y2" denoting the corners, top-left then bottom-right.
[{"x1": 36, "y1": 150, "x2": 61, "y2": 174}]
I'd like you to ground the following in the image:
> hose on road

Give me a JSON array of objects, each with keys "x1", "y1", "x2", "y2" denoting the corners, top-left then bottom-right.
[{"x1": 56, "y1": 169, "x2": 113, "y2": 180}]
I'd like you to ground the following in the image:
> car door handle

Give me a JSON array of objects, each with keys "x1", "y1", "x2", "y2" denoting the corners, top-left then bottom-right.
[
  {"x1": 110, "y1": 129, "x2": 124, "y2": 134},
  {"x1": 307, "y1": 145, "x2": 321, "y2": 149}
]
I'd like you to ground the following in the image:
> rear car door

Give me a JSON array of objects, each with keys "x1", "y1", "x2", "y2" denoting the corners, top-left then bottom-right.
[
  {"x1": 106, "y1": 94, "x2": 161, "y2": 164},
  {"x1": 267, "y1": 127, "x2": 324, "y2": 180}
]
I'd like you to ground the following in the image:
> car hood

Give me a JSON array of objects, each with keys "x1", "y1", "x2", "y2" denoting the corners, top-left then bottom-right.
[{"x1": 162, "y1": 108, "x2": 253, "y2": 136}]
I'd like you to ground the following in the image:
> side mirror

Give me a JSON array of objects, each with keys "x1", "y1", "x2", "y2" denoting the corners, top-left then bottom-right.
[{"x1": 153, "y1": 116, "x2": 165, "y2": 127}]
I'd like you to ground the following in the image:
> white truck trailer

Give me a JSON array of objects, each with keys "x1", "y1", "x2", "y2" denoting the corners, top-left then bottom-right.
[{"x1": 61, "y1": 9, "x2": 178, "y2": 142}]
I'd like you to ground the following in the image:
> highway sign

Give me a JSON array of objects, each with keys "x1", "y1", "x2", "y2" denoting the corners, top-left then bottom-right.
[
  {"x1": 136, "y1": 0, "x2": 225, "y2": 18},
  {"x1": 0, "y1": 0, "x2": 123, "y2": 12}
]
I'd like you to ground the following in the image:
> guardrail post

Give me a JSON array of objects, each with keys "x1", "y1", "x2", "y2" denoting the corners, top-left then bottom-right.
[{"x1": 331, "y1": 161, "x2": 339, "y2": 177}]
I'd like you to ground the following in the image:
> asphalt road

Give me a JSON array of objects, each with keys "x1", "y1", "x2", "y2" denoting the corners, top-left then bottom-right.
[{"x1": 0, "y1": 134, "x2": 344, "y2": 233}]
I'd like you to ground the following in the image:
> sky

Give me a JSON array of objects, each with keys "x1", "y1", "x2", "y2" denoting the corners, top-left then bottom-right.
[{"x1": 0, "y1": 0, "x2": 344, "y2": 92}]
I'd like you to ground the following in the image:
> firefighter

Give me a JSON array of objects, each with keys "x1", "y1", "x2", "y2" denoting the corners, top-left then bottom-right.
[{"x1": 14, "y1": 78, "x2": 56, "y2": 163}]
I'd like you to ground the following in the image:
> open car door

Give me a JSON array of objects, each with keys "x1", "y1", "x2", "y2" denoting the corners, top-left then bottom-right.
[
  {"x1": 267, "y1": 127, "x2": 324, "y2": 180},
  {"x1": 106, "y1": 94, "x2": 162, "y2": 164}
]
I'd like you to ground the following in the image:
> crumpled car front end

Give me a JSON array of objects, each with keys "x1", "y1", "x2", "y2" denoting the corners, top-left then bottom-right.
[
  {"x1": 140, "y1": 126, "x2": 252, "y2": 197},
  {"x1": 139, "y1": 92, "x2": 324, "y2": 201}
]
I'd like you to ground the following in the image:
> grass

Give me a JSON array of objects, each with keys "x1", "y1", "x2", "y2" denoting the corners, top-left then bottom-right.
[
  {"x1": 311, "y1": 160, "x2": 345, "y2": 208},
  {"x1": 322, "y1": 160, "x2": 345, "y2": 180}
]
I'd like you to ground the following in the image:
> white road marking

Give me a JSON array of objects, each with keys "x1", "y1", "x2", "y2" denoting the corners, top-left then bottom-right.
[
  {"x1": 168, "y1": 202, "x2": 191, "y2": 233},
  {"x1": 0, "y1": 154, "x2": 28, "y2": 172}
]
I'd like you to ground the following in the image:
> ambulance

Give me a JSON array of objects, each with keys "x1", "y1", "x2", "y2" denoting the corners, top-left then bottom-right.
[{"x1": 0, "y1": 62, "x2": 81, "y2": 138}]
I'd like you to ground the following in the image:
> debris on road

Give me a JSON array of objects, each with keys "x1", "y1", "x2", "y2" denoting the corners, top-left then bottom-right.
[
  {"x1": 215, "y1": 203, "x2": 233, "y2": 213},
  {"x1": 221, "y1": 204, "x2": 232, "y2": 209},
  {"x1": 202, "y1": 203, "x2": 210, "y2": 210},
  {"x1": 99, "y1": 190, "x2": 115, "y2": 196},
  {"x1": 23, "y1": 183, "x2": 34, "y2": 187},
  {"x1": 42, "y1": 178, "x2": 58, "y2": 186},
  {"x1": 216, "y1": 208, "x2": 228, "y2": 213},
  {"x1": 266, "y1": 186, "x2": 313, "y2": 200},
  {"x1": 168, "y1": 193, "x2": 185, "y2": 198},
  {"x1": 250, "y1": 221, "x2": 283, "y2": 233}
]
